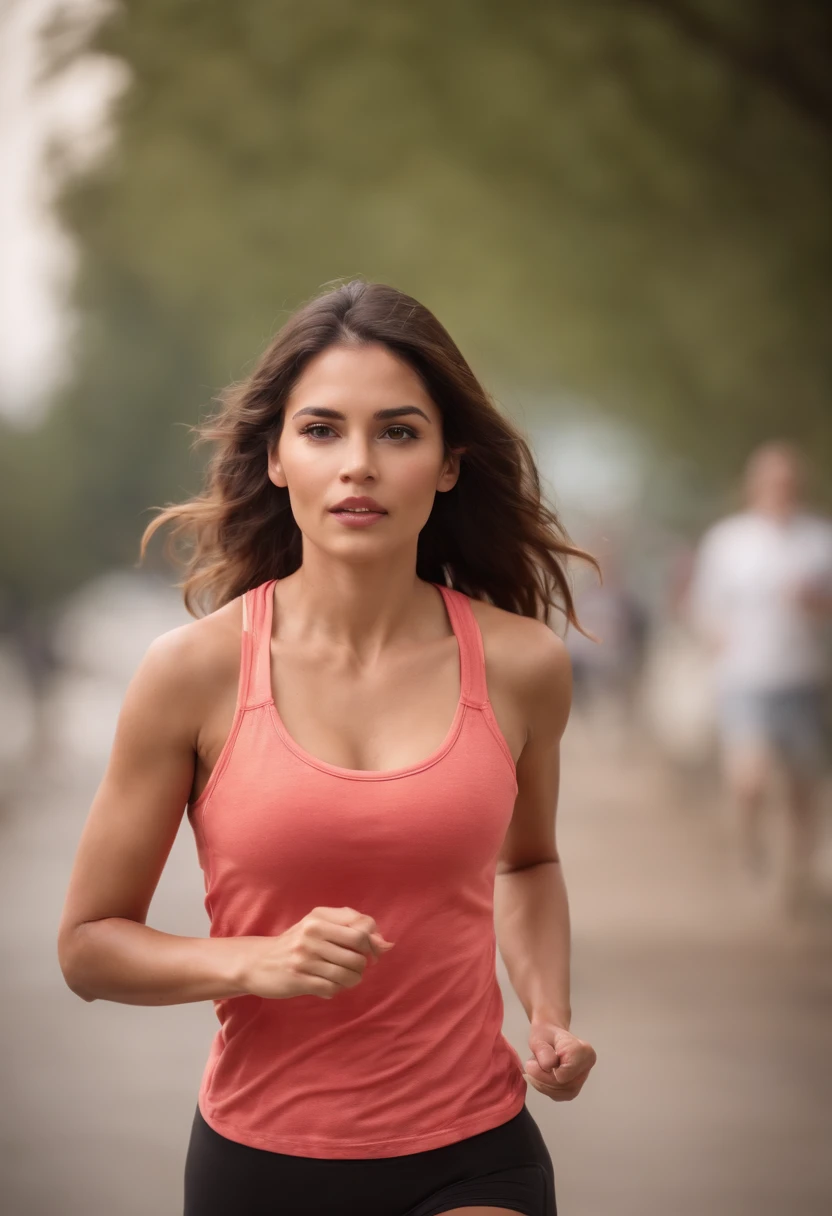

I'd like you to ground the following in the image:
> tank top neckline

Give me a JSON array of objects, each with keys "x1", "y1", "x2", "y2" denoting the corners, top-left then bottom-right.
[{"x1": 245, "y1": 576, "x2": 488, "y2": 783}]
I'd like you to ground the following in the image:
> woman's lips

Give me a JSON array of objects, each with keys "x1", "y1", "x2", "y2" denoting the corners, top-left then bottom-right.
[{"x1": 330, "y1": 509, "x2": 388, "y2": 528}]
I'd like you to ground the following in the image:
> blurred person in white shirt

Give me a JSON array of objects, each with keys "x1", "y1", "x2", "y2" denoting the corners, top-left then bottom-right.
[{"x1": 688, "y1": 441, "x2": 832, "y2": 911}]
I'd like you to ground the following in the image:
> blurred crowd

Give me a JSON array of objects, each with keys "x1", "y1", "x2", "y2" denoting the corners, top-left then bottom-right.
[{"x1": 565, "y1": 440, "x2": 832, "y2": 918}]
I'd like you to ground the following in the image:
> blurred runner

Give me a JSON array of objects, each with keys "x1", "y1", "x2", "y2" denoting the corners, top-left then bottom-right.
[{"x1": 688, "y1": 441, "x2": 832, "y2": 912}]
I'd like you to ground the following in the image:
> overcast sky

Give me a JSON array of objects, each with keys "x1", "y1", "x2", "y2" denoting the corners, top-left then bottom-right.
[{"x1": 0, "y1": 0, "x2": 127, "y2": 426}]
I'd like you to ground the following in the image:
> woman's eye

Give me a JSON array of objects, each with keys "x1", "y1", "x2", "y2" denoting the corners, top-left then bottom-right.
[
  {"x1": 301, "y1": 424, "x2": 335, "y2": 439},
  {"x1": 299, "y1": 424, "x2": 417, "y2": 441}
]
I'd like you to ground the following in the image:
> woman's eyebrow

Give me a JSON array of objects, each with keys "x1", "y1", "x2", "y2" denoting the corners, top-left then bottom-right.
[{"x1": 291, "y1": 405, "x2": 431, "y2": 423}]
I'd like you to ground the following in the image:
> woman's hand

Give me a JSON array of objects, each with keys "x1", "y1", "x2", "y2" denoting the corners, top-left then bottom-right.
[
  {"x1": 522, "y1": 1020, "x2": 596, "y2": 1101},
  {"x1": 237, "y1": 906, "x2": 395, "y2": 1001}
]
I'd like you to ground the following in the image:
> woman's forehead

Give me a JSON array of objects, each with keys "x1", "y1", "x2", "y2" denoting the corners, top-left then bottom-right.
[{"x1": 288, "y1": 343, "x2": 436, "y2": 413}]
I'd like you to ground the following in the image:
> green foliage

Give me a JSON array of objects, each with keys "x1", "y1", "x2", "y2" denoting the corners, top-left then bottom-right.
[{"x1": 4, "y1": 0, "x2": 831, "y2": 610}]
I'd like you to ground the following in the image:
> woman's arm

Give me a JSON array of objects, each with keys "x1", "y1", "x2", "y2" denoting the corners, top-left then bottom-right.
[
  {"x1": 494, "y1": 862, "x2": 571, "y2": 1029},
  {"x1": 494, "y1": 625, "x2": 572, "y2": 1028},
  {"x1": 57, "y1": 621, "x2": 250, "y2": 1005}
]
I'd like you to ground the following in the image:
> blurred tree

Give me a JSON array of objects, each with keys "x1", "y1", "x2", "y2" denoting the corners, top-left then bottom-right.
[{"x1": 2, "y1": 0, "x2": 830, "y2": 618}]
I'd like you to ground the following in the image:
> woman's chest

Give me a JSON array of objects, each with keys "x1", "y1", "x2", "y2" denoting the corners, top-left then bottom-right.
[{"x1": 193, "y1": 613, "x2": 526, "y2": 801}]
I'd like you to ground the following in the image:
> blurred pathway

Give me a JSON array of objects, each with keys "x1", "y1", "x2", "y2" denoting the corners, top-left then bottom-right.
[
  {"x1": 2, "y1": 710, "x2": 831, "y2": 1215},
  {"x1": 506, "y1": 712, "x2": 832, "y2": 1216}
]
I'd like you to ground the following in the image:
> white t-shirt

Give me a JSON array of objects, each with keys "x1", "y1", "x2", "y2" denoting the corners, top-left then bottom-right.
[{"x1": 689, "y1": 510, "x2": 832, "y2": 692}]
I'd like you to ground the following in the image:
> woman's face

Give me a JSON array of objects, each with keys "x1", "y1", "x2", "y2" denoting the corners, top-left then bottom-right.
[{"x1": 268, "y1": 342, "x2": 463, "y2": 559}]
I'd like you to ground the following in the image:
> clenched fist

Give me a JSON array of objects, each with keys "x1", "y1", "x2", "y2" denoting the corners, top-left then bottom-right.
[
  {"x1": 236, "y1": 906, "x2": 395, "y2": 1001},
  {"x1": 523, "y1": 1020, "x2": 597, "y2": 1101}
]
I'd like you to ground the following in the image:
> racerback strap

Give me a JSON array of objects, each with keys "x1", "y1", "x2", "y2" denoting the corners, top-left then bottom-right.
[
  {"x1": 437, "y1": 583, "x2": 490, "y2": 709},
  {"x1": 241, "y1": 579, "x2": 277, "y2": 708}
]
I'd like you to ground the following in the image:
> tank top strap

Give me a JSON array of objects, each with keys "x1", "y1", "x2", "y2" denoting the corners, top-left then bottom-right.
[
  {"x1": 435, "y1": 583, "x2": 490, "y2": 709},
  {"x1": 242, "y1": 579, "x2": 484, "y2": 709},
  {"x1": 241, "y1": 578, "x2": 277, "y2": 708}
]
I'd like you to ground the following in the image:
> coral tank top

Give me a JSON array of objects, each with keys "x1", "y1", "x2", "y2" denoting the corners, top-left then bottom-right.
[{"x1": 187, "y1": 577, "x2": 527, "y2": 1158}]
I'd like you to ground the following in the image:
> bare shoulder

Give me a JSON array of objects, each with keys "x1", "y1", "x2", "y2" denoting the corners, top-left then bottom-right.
[
  {"x1": 468, "y1": 595, "x2": 570, "y2": 679},
  {"x1": 134, "y1": 595, "x2": 244, "y2": 732},
  {"x1": 468, "y1": 596, "x2": 572, "y2": 740},
  {"x1": 167, "y1": 594, "x2": 242, "y2": 666}
]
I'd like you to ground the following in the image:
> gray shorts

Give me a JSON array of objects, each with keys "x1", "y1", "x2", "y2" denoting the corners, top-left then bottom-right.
[{"x1": 717, "y1": 684, "x2": 829, "y2": 776}]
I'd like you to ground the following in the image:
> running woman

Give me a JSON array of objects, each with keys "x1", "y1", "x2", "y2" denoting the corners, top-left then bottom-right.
[{"x1": 58, "y1": 280, "x2": 599, "y2": 1216}]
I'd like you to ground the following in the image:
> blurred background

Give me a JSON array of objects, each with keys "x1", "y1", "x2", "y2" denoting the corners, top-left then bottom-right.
[{"x1": 1, "y1": 1, "x2": 831, "y2": 1213}]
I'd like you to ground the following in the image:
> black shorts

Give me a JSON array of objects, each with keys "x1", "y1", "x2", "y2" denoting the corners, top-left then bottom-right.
[{"x1": 184, "y1": 1101, "x2": 556, "y2": 1215}]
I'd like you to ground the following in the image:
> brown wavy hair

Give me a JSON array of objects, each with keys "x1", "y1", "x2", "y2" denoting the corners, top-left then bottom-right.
[{"x1": 139, "y1": 279, "x2": 598, "y2": 628}]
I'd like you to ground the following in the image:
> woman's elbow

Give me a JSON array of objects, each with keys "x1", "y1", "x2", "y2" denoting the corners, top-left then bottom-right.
[{"x1": 57, "y1": 925, "x2": 98, "y2": 1002}]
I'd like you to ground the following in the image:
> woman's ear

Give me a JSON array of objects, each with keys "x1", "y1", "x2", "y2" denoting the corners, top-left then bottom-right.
[
  {"x1": 267, "y1": 447, "x2": 287, "y2": 489},
  {"x1": 438, "y1": 446, "x2": 466, "y2": 493}
]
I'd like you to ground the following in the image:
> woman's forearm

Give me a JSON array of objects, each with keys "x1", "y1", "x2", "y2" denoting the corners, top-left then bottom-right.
[
  {"x1": 58, "y1": 918, "x2": 251, "y2": 1006},
  {"x1": 493, "y1": 860, "x2": 571, "y2": 1028}
]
